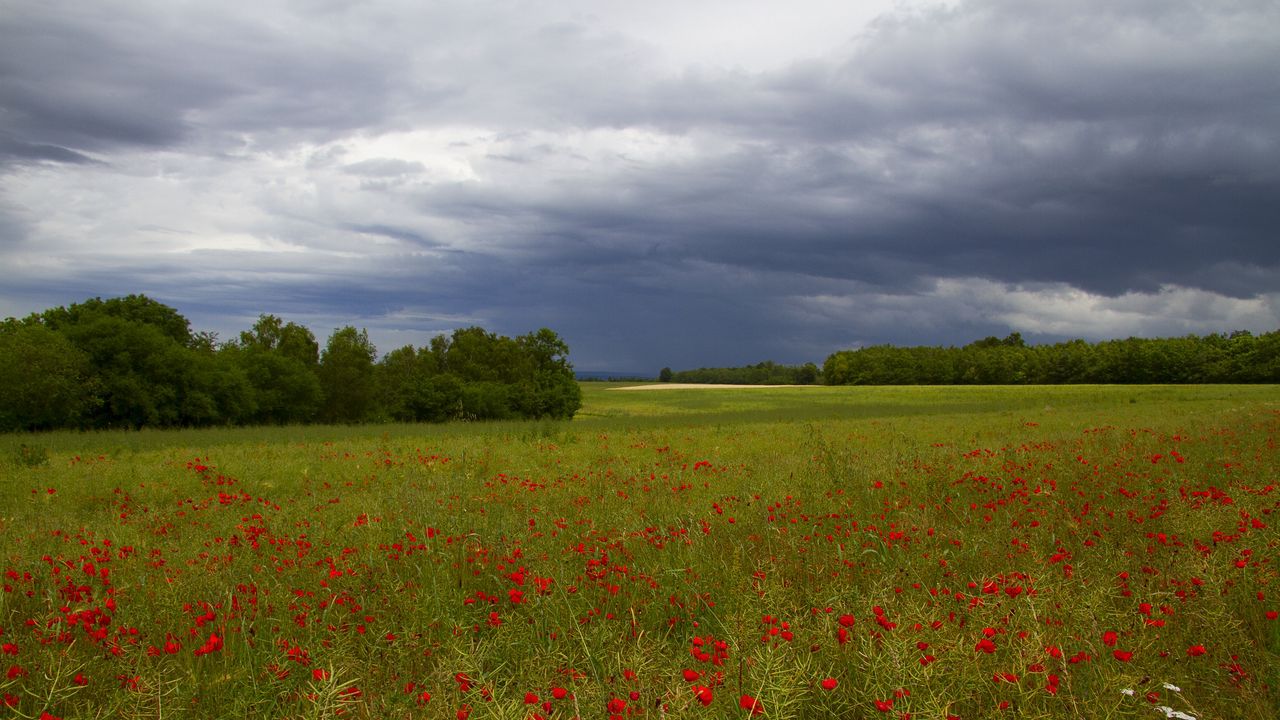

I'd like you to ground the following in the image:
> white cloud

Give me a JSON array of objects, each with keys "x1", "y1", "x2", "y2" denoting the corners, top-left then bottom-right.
[{"x1": 800, "y1": 279, "x2": 1280, "y2": 348}]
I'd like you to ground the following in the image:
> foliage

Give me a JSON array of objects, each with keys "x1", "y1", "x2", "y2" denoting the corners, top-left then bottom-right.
[
  {"x1": 0, "y1": 321, "x2": 97, "y2": 431},
  {"x1": 665, "y1": 360, "x2": 823, "y2": 385},
  {"x1": 318, "y1": 326, "x2": 377, "y2": 423},
  {"x1": 824, "y1": 331, "x2": 1280, "y2": 385},
  {"x1": 1, "y1": 297, "x2": 582, "y2": 431},
  {"x1": 375, "y1": 326, "x2": 581, "y2": 423}
]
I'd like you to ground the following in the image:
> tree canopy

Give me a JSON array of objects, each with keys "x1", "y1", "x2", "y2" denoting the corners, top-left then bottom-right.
[
  {"x1": 822, "y1": 331, "x2": 1280, "y2": 386},
  {"x1": 661, "y1": 361, "x2": 823, "y2": 385},
  {"x1": 1, "y1": 296, "x2": 581, "y2": 431}
]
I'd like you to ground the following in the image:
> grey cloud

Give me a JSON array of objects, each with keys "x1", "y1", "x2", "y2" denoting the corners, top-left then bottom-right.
[
  {"x1": 341, "y1": 223, "x2": 438, "y2": 248},
  {"x1": 341, "y1": 158, "x2": 426, "y2": 177},
  {"x1": 0, "y1": 135, "x2": 101, "y2": 166}
]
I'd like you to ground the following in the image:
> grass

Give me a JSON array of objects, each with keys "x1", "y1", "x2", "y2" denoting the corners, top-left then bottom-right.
[{"x1": 0, "y1": 384, "x2": 1277, "y2": 719}]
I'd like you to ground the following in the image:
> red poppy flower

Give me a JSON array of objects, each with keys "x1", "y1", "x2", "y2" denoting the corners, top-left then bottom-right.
[
  {"x1": 820, "y1": 677, "x2": 838, "y2": 691},
  {"x1": 739, "y1": 694, "x2": 764, "y2": 715}
]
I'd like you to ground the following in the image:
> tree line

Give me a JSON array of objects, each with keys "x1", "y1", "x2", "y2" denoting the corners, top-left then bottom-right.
[
  {"x1": 0, "y1": 295, "x2": 581, "y2": 432},
  {"x1": 658, "y1": 360, "x2": 822, "y2": 385},
  {"x1": 822, "y1": 331, "x2": 1280, "y2": 385}
]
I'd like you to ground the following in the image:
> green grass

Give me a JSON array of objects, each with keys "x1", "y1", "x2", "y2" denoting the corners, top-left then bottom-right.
[{"x1": 0, "y1": 384, "x2": 1277, "y2": 719}]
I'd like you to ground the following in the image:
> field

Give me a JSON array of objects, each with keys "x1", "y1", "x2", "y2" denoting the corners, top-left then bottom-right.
[{"x1": 1, "y1": 384, "x2": 1278, "y2": 719}]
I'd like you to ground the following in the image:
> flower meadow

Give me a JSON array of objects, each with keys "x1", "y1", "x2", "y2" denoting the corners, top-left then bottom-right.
[{"x1": 1, "y1": 384, "x2": 1277, "y2": 719}]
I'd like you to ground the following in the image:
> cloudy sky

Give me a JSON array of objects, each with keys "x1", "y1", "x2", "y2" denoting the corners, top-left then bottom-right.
[{"x1": 2, "y1": 0, "x2": 1277, "y2": 372}]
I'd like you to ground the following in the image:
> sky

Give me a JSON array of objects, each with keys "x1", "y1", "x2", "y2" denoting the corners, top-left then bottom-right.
[{"x1": 1, "y1": 0, "x2": 1278, "y2": 373}]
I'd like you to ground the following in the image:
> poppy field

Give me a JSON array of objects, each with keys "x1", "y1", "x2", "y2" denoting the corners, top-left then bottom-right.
[{"x1": 1, "y1": 384, "x2": 1277, "y2": 719}]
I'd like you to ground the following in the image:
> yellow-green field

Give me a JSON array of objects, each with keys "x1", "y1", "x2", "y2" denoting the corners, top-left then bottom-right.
[{"x1": 1, "y1": 384, "x2": 1277, "y2": 719}]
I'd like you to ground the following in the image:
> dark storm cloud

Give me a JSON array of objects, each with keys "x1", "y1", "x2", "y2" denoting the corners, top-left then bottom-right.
[
  {"x1": 537, "y1": 0, "x2": 1280, "y2": 301},
  {"x1": 0, "y1": 135, "x2": 101, "y2": 165},
  {"x1": 0, "y1": 1, "x2": 408, "y2": 163}
]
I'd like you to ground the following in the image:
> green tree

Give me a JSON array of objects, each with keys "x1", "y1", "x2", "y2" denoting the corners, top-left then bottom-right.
[
  {"x1": 410, "y1": 373, "x2": 464, "y2": 422},
  {"x1": 239, "y1": 314, "x2": 320, "y2": 367},
  {"x1": 52, "y1": 313, "x2": 186, "y2": 427},
  {"x1": 795, "y1": 362, "x2": 819, "y2": 385},
  {"x1": 318, "y1": 326, "x2": 377, "y2": 423},
  {"x1": 514, "y1": 328, "x2": 581, "y2": 419},
  {"x1": 41, "y1": 295, "x2": 192, "y2": 346},
  {"x1": 375, "y1": 345, "x2": 426, "y2": 422},
  {"x1": 230, "y1": 347, "x2": 322, "y2": 424},
  {"x1": 0, "y1": 321, "x2": 98, "y2": 431},
  {"x1": 182, "y1": 342, "x2": 256, "y2": 426},
  {"x1": 229, "y1": 315, "x2": 323, "y2": 424}
]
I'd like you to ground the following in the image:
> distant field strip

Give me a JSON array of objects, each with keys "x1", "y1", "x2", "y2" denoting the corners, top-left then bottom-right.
[{"x1": 611, "y1": 383, "x2": 823, "y2": 390}]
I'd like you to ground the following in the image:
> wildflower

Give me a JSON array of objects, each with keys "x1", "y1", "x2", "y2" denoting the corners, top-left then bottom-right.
[
  {"x1": 454, "y1": 673, "x2": 473, "y2": 692},
  {"x1": 1186, "y1": 644, "x2": 1207, "y2": 657},
  {"x1": 193, "y1": 633, "x2": 222, "y2": 657},
  {"x1": 739, "y1": 694, "x2": 764, "y2": 715},
  {"x1": 820, "y1": 677, "x2": 838, "y2": 691},
  {"x1": 693, "y1": 685, "x2": 713, "y2": 706}
]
